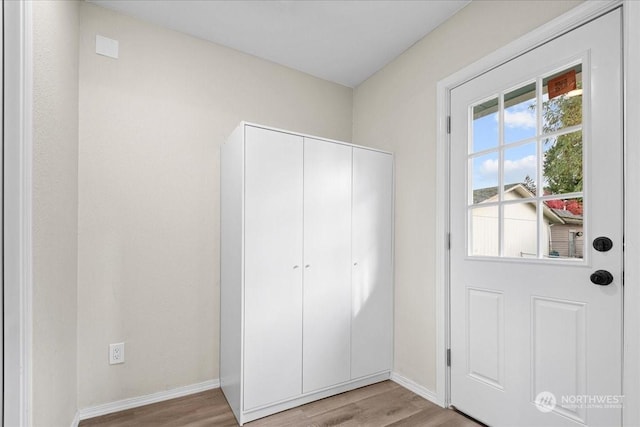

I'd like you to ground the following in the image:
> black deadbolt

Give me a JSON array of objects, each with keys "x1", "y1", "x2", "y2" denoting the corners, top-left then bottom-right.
[
  {"x1": 593, "y1": 236, "x2": 613, "y2": 252},
  {"x1": 590, "y1": 270, "x2": 614, "y2": 286}
]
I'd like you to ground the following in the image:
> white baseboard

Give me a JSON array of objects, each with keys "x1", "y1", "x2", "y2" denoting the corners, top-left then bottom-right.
[
  {"x1": 70, "y1": 411, "x2": 80, "y2": 427},
  {"x1": 391, "y1": 372, "x2": 443, "y2": 407},
  {"x1": 73, "y1": 375, "x2": 434, "y2": 426},
  {"x1": 74, "y1": 379, "x2": 220, "y2": 424}
]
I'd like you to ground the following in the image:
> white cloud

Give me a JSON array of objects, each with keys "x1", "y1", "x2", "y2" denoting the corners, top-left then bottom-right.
[
  {"x1": 494, "y1": 103, "x2": 536, "y2": 129},
  {"x1": 475, "y1": 155, "x2": 537, "y2": 188},
  {"x1": 504, "y1": 108, "x2": 536, "y2": 129},
  {"x1": 478, "y1": 157, "x2": 499, "y2": 174},
  {"x1": 504, "y1": 155, "x2": 536, "y2": 173}
]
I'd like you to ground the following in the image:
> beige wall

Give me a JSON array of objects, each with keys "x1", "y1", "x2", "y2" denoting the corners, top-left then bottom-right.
[
  {"x1": 32, "y1": 1, "x2": 79, "y2": 425},
  {"x1": 352, "y1": 0, "x2": 582, "y2": 391},
  {"x1": 31, "y1": 0, "x2": 586, "y2": 416},
  {"x1": 77, "y1": 2, "x2": 352, "y2": 408}
]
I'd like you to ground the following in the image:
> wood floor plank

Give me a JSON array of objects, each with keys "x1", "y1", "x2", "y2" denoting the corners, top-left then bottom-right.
[
  {"x1": 386, "y1": 405, "x2": 471, "y2": 427},
  {"x1": 79, "y1": 381, "x2": 482, "y2": 427},
  {"x1": 299, "y1": 381, "x2": 400, "y2": 418},
  {"x1": 336, "y1": 388, "x2": 424, "y2": 426}
]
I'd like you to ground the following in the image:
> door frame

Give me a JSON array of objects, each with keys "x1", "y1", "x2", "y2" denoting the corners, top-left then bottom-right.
[
  {"x1": 4, "y1": 0, "x2": 34, "y2": 426},
  {"x1": 435, "y1": 1, "x2": 640, "y2": 425}
]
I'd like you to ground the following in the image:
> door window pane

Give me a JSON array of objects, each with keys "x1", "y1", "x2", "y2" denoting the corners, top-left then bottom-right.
[
  {"x1": 542, "y1": 65, "x2": 582, "y2": 133},
  {"x1": 504, "y1": 143, "x2": 537, "y2": 196},
  {"x1": 503, "y1": 202, "x2": 538, "y2": 258},
  {"x1": 470, "y1": 205, "x2": 499, "y2": 257},
  {"x1": 473, "y1": 98, "x2": 499, "y2": 152},
  {"x1": 545, "y1": 198, "x2": 584, "y2": 259},
  {"x1": 504, "y1": 83, "x2": 537, "y2": 144},
  {"x1": 542, "y1": 130, "x2": 583, "y2": 196},
  {"x1": 472, "y1": 153, "x2": 499, "y2": 204}
]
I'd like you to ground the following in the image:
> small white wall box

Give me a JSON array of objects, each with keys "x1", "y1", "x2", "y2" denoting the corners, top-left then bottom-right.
[{"x1": 96, "y1": 35, "x2": 119, "y2": 59}]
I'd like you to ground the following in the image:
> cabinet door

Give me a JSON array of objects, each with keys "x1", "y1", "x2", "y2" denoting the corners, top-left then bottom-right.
[
  {"x1": 302, "y1": 138, "x2": 352, "y2": 393},
  {"x1": 244, "y1": 126, "x2": 303, "y2": 410},
  {"x1": 351, "y1": 148, "x2": 393, "y2": 378}
]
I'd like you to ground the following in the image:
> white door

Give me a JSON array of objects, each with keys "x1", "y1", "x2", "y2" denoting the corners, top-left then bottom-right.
[
  {"x1": 450, "y1": 10, "x2": 622, "y2": 427},
  {"x1": 351, "y1": 148, "x2": 394, "y2": 379},
  {"x1": 302, "y1": 138, "x2": 352, "y2": 393},
  {"x1": 244, "y1": 126, "x2": 303, "y2": 410}
]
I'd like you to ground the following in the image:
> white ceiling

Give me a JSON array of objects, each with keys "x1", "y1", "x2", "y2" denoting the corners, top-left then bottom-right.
[{"x1": 88, "y1": 0, "x2": 470, "y2": 87}]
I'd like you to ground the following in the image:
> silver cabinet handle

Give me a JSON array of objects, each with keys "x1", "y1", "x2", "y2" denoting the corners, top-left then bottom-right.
[
  {"x1": 353, "y1": 262, "x2": 358, "y2": 266},
  {"x1": 305, "y1": 265, "x2": 311, "y2": 269},
  {"x1": 293, "y1": 265, "x2": 300, "y2": 269}
]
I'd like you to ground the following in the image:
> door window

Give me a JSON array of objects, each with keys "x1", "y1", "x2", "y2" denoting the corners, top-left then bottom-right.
[{"x1": 469, "y1": 63, "x2": 584, "y2": 260}]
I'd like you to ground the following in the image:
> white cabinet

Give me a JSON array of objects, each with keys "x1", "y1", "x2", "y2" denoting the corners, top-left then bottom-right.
[
  {"x1": 351, "y1": 147, "x2": 394, "y2": 378},
  {"x1": 220, "y1": 123, "x2": 393, "y2": 425},
  {"x1": 243, "y1": 126, "x2": 304, "y2": 409},
  {"x1": 302, "y1": 137, "x2": 352, "y2": 393}
]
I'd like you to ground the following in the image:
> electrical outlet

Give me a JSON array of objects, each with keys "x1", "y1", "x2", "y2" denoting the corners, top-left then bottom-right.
[{"x1": 109, "y1": 342, "x2": 125, "y2": 365}]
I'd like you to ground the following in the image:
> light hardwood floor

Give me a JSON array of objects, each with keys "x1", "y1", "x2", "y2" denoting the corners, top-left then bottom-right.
[{"x1": 79, "y1": 381, "x2": 482, "y2": 426}]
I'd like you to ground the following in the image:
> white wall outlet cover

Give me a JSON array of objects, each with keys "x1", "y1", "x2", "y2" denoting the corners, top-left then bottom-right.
[
  {"x1": 96, "y1": 35, "x2": 119, "y2": 59},
  {"x1": 109, "y1": 342, "x2": 125, "y2": 365}
]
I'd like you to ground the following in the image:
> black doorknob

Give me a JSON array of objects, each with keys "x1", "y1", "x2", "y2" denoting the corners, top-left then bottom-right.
[
  {"x1": 593, "y1": 237, "x2": 613, "y2": 252},
  {"x1": 590, "y1": 270, "x2": 614, "y2": 286}
]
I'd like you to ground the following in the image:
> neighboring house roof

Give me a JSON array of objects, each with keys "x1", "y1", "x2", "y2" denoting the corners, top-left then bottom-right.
[
  {"x1": 472, "y1": 183, "x2": 568, "y2": 224},
  {"x1": 473, "y1": 183, "x2": 522, "y2": 204},
  {"x1": 551, "y1": 207, "x2": 583, "y2": 225}
]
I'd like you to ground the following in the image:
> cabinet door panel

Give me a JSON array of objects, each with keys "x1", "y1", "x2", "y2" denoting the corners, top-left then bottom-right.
[
  {"x1": 302, "y1": 138, "x2": 352, "y2": 393},
  {"x1": 351, "y1": 148, "x2": 393, "y2": 378},
  {"x1": 244, "y1": 126, "x2": 303, "y2": 410}
]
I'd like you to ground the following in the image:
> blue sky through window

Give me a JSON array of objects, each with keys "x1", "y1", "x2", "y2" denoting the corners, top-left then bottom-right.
[{"x1": 472, "y1": 95, "x2": 538, "y2": 190}]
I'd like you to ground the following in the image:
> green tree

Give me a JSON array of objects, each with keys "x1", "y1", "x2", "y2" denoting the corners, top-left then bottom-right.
[
  {"x1": 541, "y1": 83, "x2": 583, "y2": 195},
  {"x1": 523, "y1": 174, "x2": 537, "y2": 195}
]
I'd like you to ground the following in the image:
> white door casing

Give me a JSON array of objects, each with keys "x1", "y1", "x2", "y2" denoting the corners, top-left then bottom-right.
[
  {"x1": 450, "y1": 9, "x2": 622, "y2": 427},
  {"x1": 3, "y1": 0, "x2": 33, "y2": 424}
]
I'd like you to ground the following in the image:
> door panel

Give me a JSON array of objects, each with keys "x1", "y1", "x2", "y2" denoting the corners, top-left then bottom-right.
[
  {"x1": 450, "y1": 10, "x2": 622, "y2": 427},
  {"x1": 467, "y1": 287, "x2": 504, "y2": 389},
  {"x1": 302, "y1": 138, "x2": 352, "y2": 393},
  {"x1": 244, "y1": 126, "x2": 303, "y2": 410},
  {"x1": 351, "y1": 148, "x2": 393, "y2": 379},
  {"x1": 532, "y1": 297, "x2": 587, "y2": 423}
]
